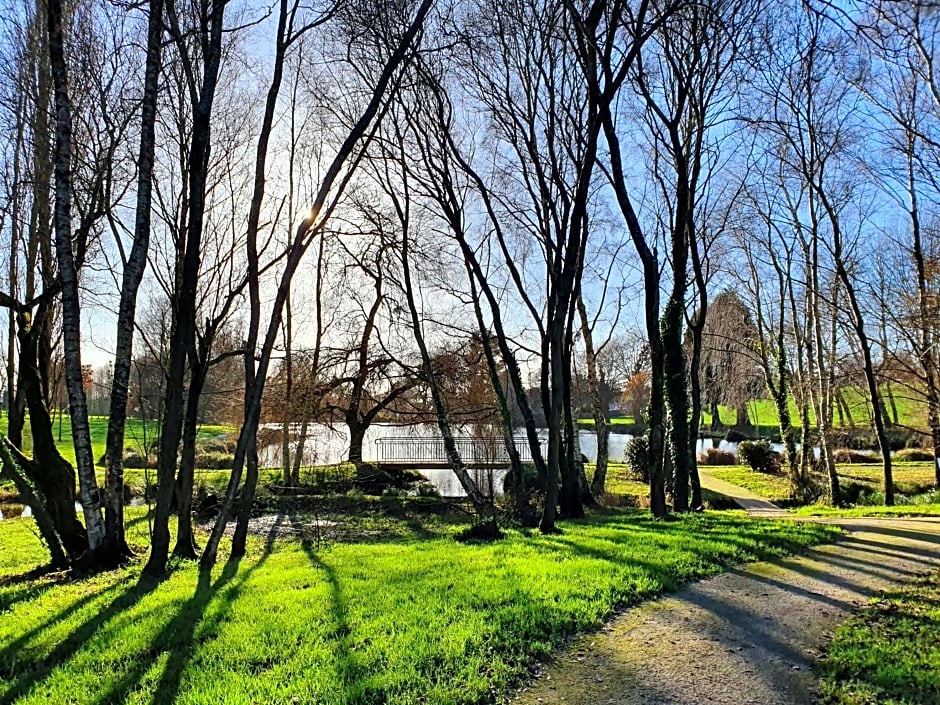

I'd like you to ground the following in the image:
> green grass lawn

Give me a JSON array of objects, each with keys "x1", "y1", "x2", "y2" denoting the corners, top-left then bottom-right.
[
  {"x1": 706, "y1": 463, "x2": 940, "y2": 516},
  {"x1": 839, "y1": 463, "x2": 938, "y2": 495},
  {"x1": 0, "y1": 413, "x2": 235, "y2": 469},
  {"x1": 0, "y1": 508, "x2": 840, "y2": 705},
  {"x1": 595, "y1": 462, "x2": 650, "y2": 500},
  {"x1": 817, "y1": 571, "x2": 940, "y2": 704},
  {"x1": 581, "y1": 386, "x2": 927, "y2": 431},
  {"x1": 705, "y1": 466, "x2": 794, "y2": 502}
]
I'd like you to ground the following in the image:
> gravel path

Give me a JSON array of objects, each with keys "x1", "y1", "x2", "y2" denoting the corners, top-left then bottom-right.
[
  {"x1": 511, "y1": 516, "x2": 940, "y2": 705},
  {"x1": 697, "y1": 468, "x2": 787, "y2": 514}
]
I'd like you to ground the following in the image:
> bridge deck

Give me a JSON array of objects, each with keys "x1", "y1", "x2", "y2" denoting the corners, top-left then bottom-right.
[
  {"x1": 377, "y1": 461, "x2": 512, "y2": 471},
  {"x1": 374, "y1": 436, "x2": 532, "y2": 470}
]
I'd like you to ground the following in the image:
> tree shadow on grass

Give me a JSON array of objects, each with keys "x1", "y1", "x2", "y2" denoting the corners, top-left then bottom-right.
[
  {"x1": 0, "y1": 567, "x2": 73, "y2": 613},
  {"x1": 290, "y1": 514, "x2": 379, "y2": 702},
  {"x1": 0, "y1": 577, "x2": 126, "y2": 680},
  {"x1": 0, "y1": 575, "x2": 158, "y2": 705},
  {"x1": 90, "y1": 517, "x2": 286, "y2": 705}
]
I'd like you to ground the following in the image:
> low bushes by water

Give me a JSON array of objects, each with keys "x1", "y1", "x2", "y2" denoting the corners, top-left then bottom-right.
[
  {"x1": 623, "y1": 436, "x2": 650, "y2": 482},
  {"x1": 697, "y1": 448, "x2": 737, "y2": 466},
  {"x1": 737, "y1": 440, "x2": 782, "y2": 474},
  {"x1": 832, "y1": 449, "x2": 880, "y2": 464},
  {"x1": 895, "y1": 448, "x2": 936, "y2": 462}
]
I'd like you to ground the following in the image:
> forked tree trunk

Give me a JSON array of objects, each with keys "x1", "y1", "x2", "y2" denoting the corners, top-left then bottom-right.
[
  {"x1": 145, "y1": 0, "x2": 227, "y2": 577},
  {"x1": 104, "y1": 0, "x2": 164, "y2": 562},
  {"x1": 16, "y1": 314, "x2": 86, "y2": 560}
]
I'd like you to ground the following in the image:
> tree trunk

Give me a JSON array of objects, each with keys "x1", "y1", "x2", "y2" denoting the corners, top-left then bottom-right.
[
  {"x1": 834, "y1": 261, "x2": 894, "y2": 505},
  {"x1": 577, "y1": 295, "x2": 609, "y2": 497},
  {"x1": 230, "y1": 438, "x2": 258, "y2": 558},
  {"x1": 465, "y1": 272, "x2": 524, "y2": 505},
  {"x1": 559, "y1": 343, "x2": 586, "y2": 518},
  {"x1": 399, "y1": 221, "x2": 494, "y2": 526},
  {"x1": 282, "y1": 292, "x2": 293, "y2": 484},
  {"x1": 173, "y1": 351, "x2": 206, "y2": 560},
  {"x1": 16, "y1": 313, "x2": 87, "y2": 560},
  {"x1": 47, "y1": 0, "x2": 108, "y2": 558},
  {"x1": 662, "y1": 298, "x2": 690, "y2": 511},
  {"x1": 104, "y1": 0, "x2": 164, "y2": 562},
  {"x1": 145, "y1": 0, "x2": 227, "y2": 577},
  {"x1": 347, "y1": 420, "x2": 367, "y2": 466}
]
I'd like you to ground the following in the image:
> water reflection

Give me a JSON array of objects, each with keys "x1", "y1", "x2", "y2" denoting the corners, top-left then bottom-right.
[{"x1": 258, "y1": 424, "x2": 788, "y2": 498}]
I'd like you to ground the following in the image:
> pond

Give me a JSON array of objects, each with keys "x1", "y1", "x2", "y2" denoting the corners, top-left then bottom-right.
[{"x1": 258, "y1": 423, "x2": 773, "y2": 498}]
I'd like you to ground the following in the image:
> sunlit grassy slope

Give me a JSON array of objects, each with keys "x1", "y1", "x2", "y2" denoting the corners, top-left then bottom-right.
[{"x1": 0, "y1": 508, "x2": 839, "y2": 705}]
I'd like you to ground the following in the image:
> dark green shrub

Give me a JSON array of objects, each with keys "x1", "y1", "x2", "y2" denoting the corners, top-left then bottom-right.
[
  {"x1": 724, "y1": 429, "x2": 749, "y2": 443},
  {"x1": 840, "y1": 480, "x2": 883, "y2": 506},
  {"x1": 198, "y1": 436, "x2": 237, "y2": 454},
  {"x1": 885, "y1": 428, "x2": 915, "y2": 451},
  {"x1": 501, "y1": 463, "x2": 543, "y2": 528},
  {"x1": 415, "y1": 482, "x2": 441, "y2": 498},
  {"x1": 737, "y1": 440, "x2": 781, "y2": 474},
  {"x1": 624, "y1": 436, "x2": 649, "y2": 482},
  {"x1": 697, "y1": 448, "x2": 737, "y2": 466},
  {"x1": 123, "y1": 453, "x2": 154, "y2": 469}
]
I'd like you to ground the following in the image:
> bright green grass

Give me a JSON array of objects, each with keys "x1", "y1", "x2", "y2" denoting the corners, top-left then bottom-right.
[
  {"x1": 0, "y1": 414, "x2": 236, "y2": 469},
  {"x1": 707, "y1": 464, "x2": 940, "y2": 516},
  {"x1": 793, "y1": 503, "x2": 940, "y2": 517},
  {"x1": 0, "y1": 510, "x2": 840, "y2": 705},
  {"x1": 581, "y1": 386, "x2": 927, "y2": 431},
  {"x1": 598, "y1": 462, "x2": 650, "y2": 499},
  {"x1": 708, "y1": 464, "x2": 939, "y2": 502},
  {"x1": 839, "y1": 463, "x2": 938, "y2": 495},
  {"x1": 817, "y1": 571, "x2": 940, "y2": 704},
  {"x1": 706, "y1": 466, "x2": 794, "y2": 502}
]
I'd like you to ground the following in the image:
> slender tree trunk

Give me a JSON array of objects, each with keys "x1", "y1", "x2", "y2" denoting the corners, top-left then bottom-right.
[
  {"x1": 559, "y1": 341, "x2": 586, "y2": 518},
  {"x1": 173, "y1": 352, "x2": 206, "y2": 560},
  {"x1": 600, "y1": 112, "x2": 667, "y2": 517},
  {"x1": 399, "y1": 222, "x2": 493, "y2": 525},
  {"x1": 687, "y1": 329, "x2": 704, "y2": 510},
  {"x1": 145, "y1": 0, "x2": 227, "y2": 577},
  {"x1": 103, "y1": 0, "x2": 163, "y2": 562},
  {"x1": 282, "y1": 293, "x2": 293, "y2": 484},
  {"x1": 834, "y1": 260, "x2": 894, "y2": 505},
  {"x1": 577, "y1": 295, "x2": 609, "y2": 497},
  {"x1": 465, "y1": 271, "x2": 524, "y2": 502},
  {"x1": 230, "y1": 439, "x2": 257, "y2": 558},
  {"x1": 47, "y1": 0, "x2": 107, "y2": 557}
]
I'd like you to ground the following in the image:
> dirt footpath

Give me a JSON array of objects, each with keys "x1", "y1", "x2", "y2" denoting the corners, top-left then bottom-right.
[{"x1": 511, "y1": 517, "x2": 940, "y2": 705}]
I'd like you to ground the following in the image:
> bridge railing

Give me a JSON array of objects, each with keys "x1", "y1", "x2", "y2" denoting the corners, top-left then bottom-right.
[{"x1": 374, "y1": 436, "x2": 534, "y2": 464}]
